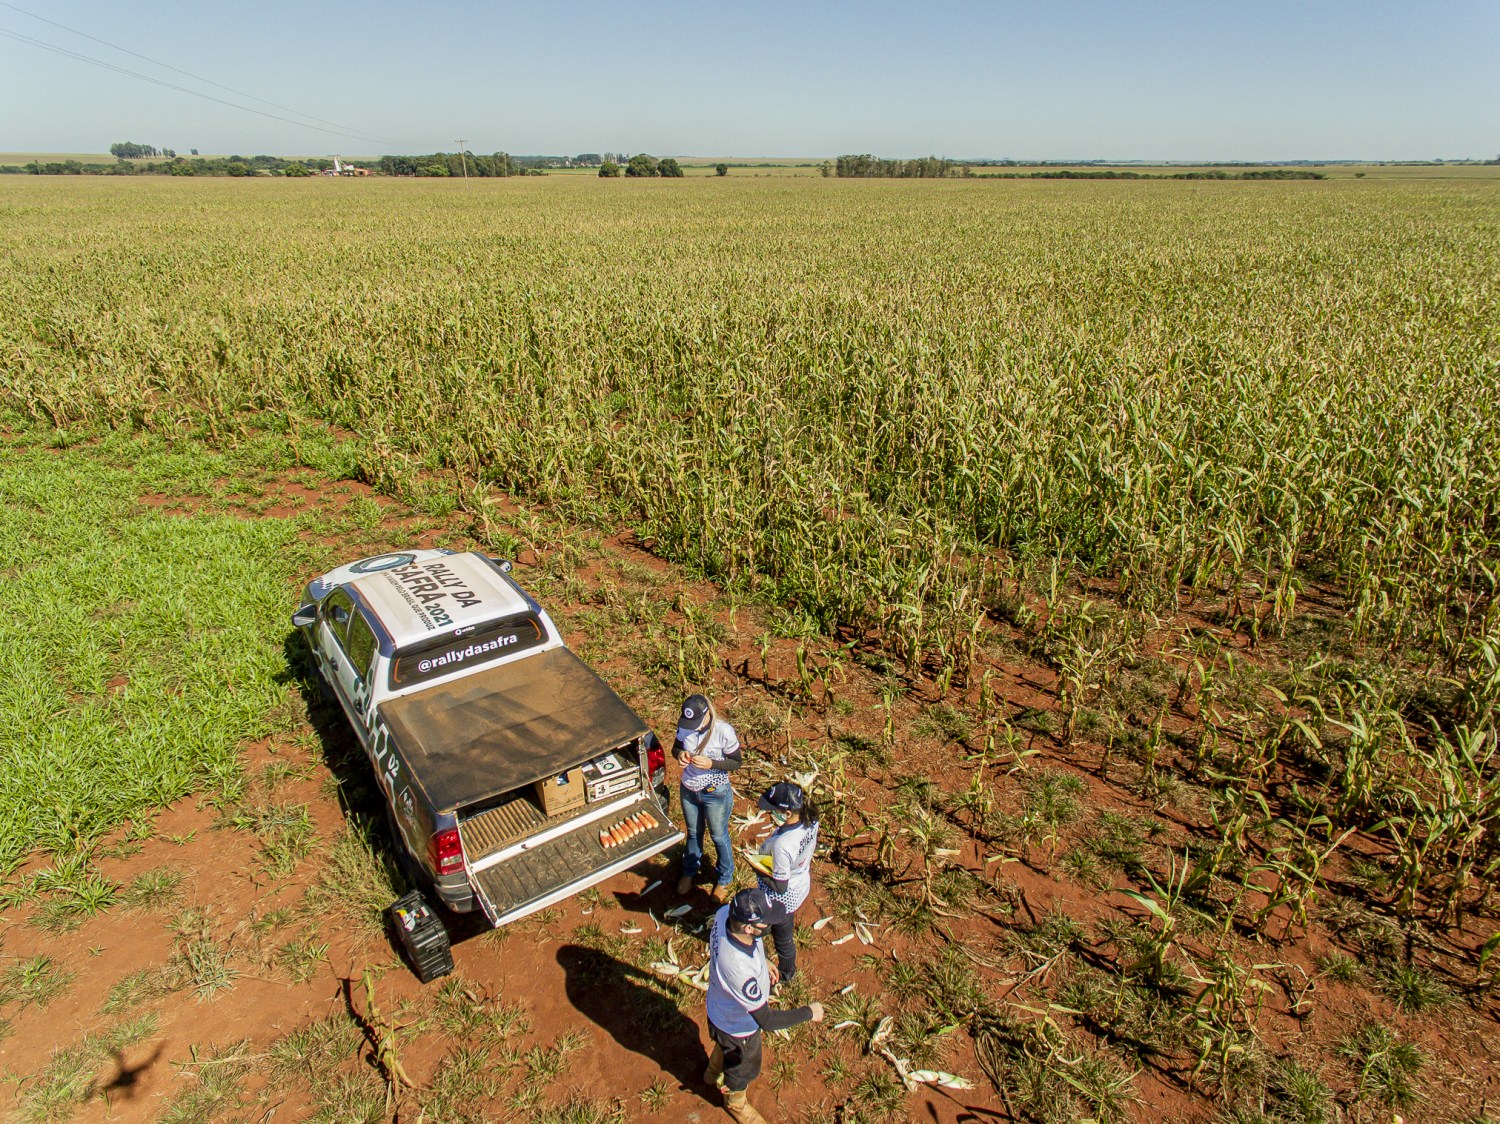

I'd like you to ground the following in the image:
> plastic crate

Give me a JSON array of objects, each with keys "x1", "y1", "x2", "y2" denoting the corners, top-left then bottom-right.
[{"x1": 387, "y1": 891, "x2": 454, "y2": 983}]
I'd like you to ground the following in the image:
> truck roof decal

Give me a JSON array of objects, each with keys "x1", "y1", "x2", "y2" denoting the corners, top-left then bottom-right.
[{"x1": 351, "y1": 553, "x2": 528, "y2": 648}]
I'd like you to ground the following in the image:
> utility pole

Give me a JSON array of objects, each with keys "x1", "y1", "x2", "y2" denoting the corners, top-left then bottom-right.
[{"x1": 455, "y1": 139, "x2": 470, "y2": 187}]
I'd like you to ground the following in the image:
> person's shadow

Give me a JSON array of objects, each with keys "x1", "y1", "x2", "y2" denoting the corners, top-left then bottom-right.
[{"x1": 556, "y1": 944, "x2": 711, "y2": 1096}]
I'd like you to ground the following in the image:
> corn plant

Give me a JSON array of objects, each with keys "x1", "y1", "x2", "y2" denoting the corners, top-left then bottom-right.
[
  {"x1": 1186, "y1": 947, "x2": 1276, "y2": 1095},
  {"x1": 1251, "y1": 815, "x2": 1354, "y2": 942},
  {"x1": 5, "y1": 177, "x2": 1493, "y2": 706},
  {"x1": 1118, "y1": 851, "x2": 1211, "y2": 985}
]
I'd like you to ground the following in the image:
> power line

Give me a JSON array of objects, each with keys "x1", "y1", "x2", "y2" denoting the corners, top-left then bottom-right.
[
  {"x1": 0, "y1": 0, "x2": 414, "y2": 146},
  {"x1": 0, "y1": 20, "x2": 430, "y2": 151}
]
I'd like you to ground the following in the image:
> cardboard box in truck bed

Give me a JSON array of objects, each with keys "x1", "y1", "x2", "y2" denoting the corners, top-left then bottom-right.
[{"x1": 535, "y1": 768, "x2": 586, "y2": 815}]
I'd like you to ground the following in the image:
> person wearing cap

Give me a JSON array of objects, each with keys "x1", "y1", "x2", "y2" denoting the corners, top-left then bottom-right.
[
  {"x1": 753, "y1": 781, "x2": 820, "y2": 984},
  {"x1": 703, "y1": 887, "x2": 824, "y2": 1123},
  {"x1": 674, "y1": 693, "x2": 743, "y2": 901}
]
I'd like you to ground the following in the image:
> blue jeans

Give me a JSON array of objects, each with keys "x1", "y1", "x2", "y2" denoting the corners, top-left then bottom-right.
[{"x1": 680, "y1": 784, "x2": 734, "y2": 886}]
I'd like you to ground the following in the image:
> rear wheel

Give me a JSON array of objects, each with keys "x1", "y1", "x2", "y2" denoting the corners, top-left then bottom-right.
[{"x1": 381, "y1": 804, "x2": 427, "y2": 896}]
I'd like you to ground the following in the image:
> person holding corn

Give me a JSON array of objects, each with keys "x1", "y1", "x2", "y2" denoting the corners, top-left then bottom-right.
[
  {"x1": 750, "y1": 781, "x2": 819, "y2": 985},
  {"x1": 674, "y1": 693, "x2": 743, "y2": 901}
]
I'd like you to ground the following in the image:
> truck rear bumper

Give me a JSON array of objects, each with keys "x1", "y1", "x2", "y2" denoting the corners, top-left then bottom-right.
[{"x1": 433, "y1": 873, "x2": 478, "y2": 912}]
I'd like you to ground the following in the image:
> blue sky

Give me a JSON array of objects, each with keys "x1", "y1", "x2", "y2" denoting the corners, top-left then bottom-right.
[{"x1": 2, "y1": 0, "x2": 1496, "y2": 160}]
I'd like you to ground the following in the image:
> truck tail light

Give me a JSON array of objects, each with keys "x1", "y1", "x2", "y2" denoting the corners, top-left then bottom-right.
[
  {"x1": 647, "y1": 742, "x2": 666, "y2": 787},
  {"x1": 429, "y1": 828, "x2": 464, "y2": 876}
]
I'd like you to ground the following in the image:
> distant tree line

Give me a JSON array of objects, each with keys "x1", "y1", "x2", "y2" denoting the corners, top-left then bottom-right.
[
  {"x1": 978, "y1": 168, "x2": 1327, "y2": 180},
  {"x1": 110, "y1": 142, "x2": 174, "y2": 159},
  {"x1": 834, "y1": 154, "x2": 962, "y2": 178},
  {"x1": 599, "y1": 154, "x2": 684, "y2": 178},
  {"x1": 0, "y1": 153, "x2": 365, "y2": 177},
  {"x1": 0, "y1": 160, "x2": 106, "y2": 175},
  {"x1": 377, "y1": 152, "x2": 534, "y2": 177},
  {"x1": 158, "y1": 154, "x2": 355, "y2": 177},
  {"x1": 511, "y1": 154, "x2": 605, "y2": 168}
]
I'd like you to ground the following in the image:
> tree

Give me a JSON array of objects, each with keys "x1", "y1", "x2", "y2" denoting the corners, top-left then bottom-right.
[
  {"x1": 284, "y1": 162, "x2": 311, "y2": 178},
  {"x1": 833, "y1": 153, "x2": 958, "y2": 179},
  {"x1": 625, "y1": 153, "x2": 658, "y2": 177},
  {"x1": 715, "y1": 163, "x2": 729, "y2": 176},
  {"x1": 225, "y1": 161, "x2": 251, "y2": 177},
  {"x1": 658, "y1": 158, "x2": 684, "y2": 178},
  {"x1": 599, "y1": 160, "x2": 621, "y2": 177},
  {"x1": 109, "y1": 142, "x2": 158, "y2": 160}
]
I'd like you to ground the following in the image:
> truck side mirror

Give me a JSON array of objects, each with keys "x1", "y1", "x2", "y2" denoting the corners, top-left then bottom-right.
[{"x1": 291, "y1": 605, "x2": 317, "y2": 629}]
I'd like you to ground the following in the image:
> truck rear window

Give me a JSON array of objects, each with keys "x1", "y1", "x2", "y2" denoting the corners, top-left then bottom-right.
[{"x1": 390, "y1": 614, "x2": 547, "y2": 689}]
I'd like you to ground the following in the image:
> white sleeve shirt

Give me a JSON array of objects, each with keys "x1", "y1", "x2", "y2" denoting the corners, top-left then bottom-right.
[
  {"x1": 679, "y1": 721, "x2": 740, "y2": 793},
  {"x1": 759, "y1": 819, "x2": 818, "y2": 912},
  {"x1": 705, "y1": 905, "x2": 768, "y2": 1037}
]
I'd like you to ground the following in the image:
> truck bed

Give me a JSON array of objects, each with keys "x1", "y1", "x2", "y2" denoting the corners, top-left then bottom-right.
[
  {"x1": 467, "y1": 796, "x2": 679, "y2": 925},
  {"x1": 378, "y1": 646, "x2": 651, "y2": 811},
  {"x1": 462, "y1": 795, "x2": 551, "y2": 858}
]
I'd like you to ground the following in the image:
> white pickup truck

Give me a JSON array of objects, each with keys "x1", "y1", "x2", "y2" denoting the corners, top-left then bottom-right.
[{"x1": 292, "y1": 549, "x2": 682, "y2": 948}]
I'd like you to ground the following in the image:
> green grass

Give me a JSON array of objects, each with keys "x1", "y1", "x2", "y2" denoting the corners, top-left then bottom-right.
[
  {"x1": 159, "y1": 1039, "x2": 257, "y2": 1124},
  {"x1": 101, "y1": 967, "x2": 168, "y2": 1014},
  {"x1": 228, "y1": 800, "x2": 318, "y2": 877},
  {"x1": 0, "y1": 431, "x2": 314, "y2": 875},
  {"x1": 1337, "y1": 1023, "x2": 1423, "y2": 1109},
  {"x1": 119, "y1": 866, "x2": 185, "y2": 911},
  {"x1": 0, "y1": 955, "x2": 75, "y2": 1010},
  {"x1": 0, "y1": 152, "x2": 119, "y2": 165},
  {"x1": 308, "y1": 814, "x2": 404, "y2": 935}
]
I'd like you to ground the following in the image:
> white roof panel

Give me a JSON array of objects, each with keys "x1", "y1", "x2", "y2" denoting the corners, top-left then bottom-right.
[{"x1": 351, "y1": 552, "x2": 530, "y2": 648}]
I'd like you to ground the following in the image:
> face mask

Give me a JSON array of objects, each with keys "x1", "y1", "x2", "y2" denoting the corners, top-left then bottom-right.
[{"x1": 770, "y1": 811, "x2": 788, "y2": 826}]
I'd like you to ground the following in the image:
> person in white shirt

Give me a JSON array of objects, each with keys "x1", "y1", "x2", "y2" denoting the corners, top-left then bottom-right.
[
  {"x1": 753, "y1": 781, "x2": 819, "y2": 984},
  {"x1": 674, "y1": 693, "x2": 743, "y2": 901},
  {"x1": 703, "y1": 888, "x2": 823, "y2": 1123}
]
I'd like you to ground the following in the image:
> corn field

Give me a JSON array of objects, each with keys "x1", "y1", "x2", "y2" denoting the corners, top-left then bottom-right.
[
  {"x1": 4, "y1": 175, "x2": 1499, "y2": 869},
  {"x1": 9, "y1": 182, "x2": 1498, "y2": 639},
  {"x1": 6, "y1": 179, "x2": 1494, "y2": 639},
  {"x1": 3, "y1": 173, "x2": 1500, "y2": 1115}
]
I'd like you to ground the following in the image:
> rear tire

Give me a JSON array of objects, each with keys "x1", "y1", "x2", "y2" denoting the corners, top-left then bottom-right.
[{"x1": 381, "y1": 804, "x2": 427, "y2": 896}]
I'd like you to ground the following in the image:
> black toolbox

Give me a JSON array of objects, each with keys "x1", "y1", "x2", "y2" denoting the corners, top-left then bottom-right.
[{"x1": 387, "y1": 891, "x2": 454, "y2": 983}]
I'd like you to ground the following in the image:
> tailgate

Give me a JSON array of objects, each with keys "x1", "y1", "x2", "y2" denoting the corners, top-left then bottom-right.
[{"x1": 465, "y1": 794, "x2": 681, "y2": 926}]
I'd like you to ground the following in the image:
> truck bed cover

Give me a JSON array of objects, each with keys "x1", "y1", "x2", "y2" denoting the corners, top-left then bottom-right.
[{"x1": 378, "y1": 646, "x2": 651, "y2": 811}]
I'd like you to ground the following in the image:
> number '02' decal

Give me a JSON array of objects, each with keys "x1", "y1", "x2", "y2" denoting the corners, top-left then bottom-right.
[{"x1": 373, "y1": 728, "x2": 400, "y2": 790}]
